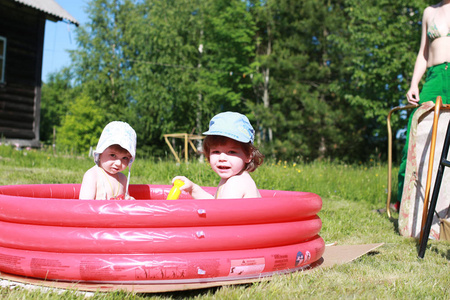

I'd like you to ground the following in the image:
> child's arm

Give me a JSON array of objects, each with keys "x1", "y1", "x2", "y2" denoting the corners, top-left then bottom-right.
[
  {"x1": 79, "y1": 167, "x2": 97, "y2": 199},
  {"x1": 172, "y1": 176, "x2": 214, "y2": 199}
]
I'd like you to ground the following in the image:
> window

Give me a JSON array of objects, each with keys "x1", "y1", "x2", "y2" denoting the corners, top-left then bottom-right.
[{"x1": 0, "y1": 36, "x2": 6, "y2": 83}]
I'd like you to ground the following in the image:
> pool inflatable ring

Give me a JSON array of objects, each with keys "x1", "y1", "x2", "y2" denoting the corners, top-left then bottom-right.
[{"x1": 0, "y1": 184, "x2": 324, "y2": 284}]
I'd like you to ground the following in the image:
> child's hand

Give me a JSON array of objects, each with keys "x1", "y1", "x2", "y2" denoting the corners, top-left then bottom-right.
[
  {"x1": 171, "y1": 176, "x2": 214, "y2": 199},
  {"x1": 124, "y1": 194, "x2": 135, "y2": 200},
  {"x1": 172, "y1": 176, "x2": 194, "y2": 193}
]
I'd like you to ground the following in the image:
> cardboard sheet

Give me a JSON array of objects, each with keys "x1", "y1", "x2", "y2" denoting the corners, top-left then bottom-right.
[{"x1": 0, "y1": 243, "x2": 384, "y2": 293}]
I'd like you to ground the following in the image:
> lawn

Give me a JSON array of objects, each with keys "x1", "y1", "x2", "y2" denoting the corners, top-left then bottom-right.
[{"x1": 0, "y1": 145, "x2": 448, "y2": 299}]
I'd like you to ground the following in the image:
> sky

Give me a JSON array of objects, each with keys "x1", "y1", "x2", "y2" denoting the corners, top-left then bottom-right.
[{"x1": 42, "y1": 0, "x2": 88, "y2": 82}]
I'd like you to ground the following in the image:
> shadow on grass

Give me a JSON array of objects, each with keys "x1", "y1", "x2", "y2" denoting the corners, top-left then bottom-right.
[
  {"x1": 445, "y1": 249, "x2": 450, "y2": 260},
  {"x1": 366, "y1": 250, "x2": 381, "y2": 257},
  {"x1": 412, "y1": 236, "x2": 450, "y2": 260},
  {"x1": 137, "y1": 284, "x2": 253, "y2": 299},
  {"x1": 426, "y1": 243, "x2": 450, "y2": 260},
  {"x1": 374, "y1": 208, "x2": 400, "y2": 236},
  {"x1": 377, "y1": 209, "x2": 400, "y2": 236},
  {"x1": 138, "y1": 286, "x2": 220, "y2": 299},
  {"x1": 389, "y1": 216, "x2": 399, "y2": 235}
]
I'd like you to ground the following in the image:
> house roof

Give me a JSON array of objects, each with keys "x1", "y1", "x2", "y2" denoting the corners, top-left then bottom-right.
[{"x1": 14, "y1": 0, "x2": 79, "y2": 26}]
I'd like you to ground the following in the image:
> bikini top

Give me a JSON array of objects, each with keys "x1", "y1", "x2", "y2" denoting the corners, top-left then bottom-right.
[{"x1": 427, "y1": 18, "x2": 450, "y2": 41}]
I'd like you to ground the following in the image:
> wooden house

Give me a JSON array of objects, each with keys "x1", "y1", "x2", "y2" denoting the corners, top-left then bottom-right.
[{"x1": 0, "y1": 0, "x2": 78, "y2": 147}]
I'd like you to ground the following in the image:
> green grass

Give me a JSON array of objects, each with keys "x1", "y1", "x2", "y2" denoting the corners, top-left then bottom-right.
[{"x1": 0, "y1": 145, "x2": 449, "y2": 299}]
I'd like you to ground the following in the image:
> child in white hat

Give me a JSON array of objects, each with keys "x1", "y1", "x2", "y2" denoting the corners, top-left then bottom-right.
[
  {"x1": 79, "y1": 121, "x2": 137, "y2": 200},
  {"x1": 172, "y1": 112, "x2": 264, "y2": 199}
]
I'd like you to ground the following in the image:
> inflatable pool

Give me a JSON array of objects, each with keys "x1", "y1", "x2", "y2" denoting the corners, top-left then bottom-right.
[{"x1": 0, "y1": 184, "x2": 324, "y2": 284}]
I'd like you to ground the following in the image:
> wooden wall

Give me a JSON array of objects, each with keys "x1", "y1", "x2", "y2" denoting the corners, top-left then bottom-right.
[{"x1": 0, "y1": 0, "x2": 44, "y2": 147}]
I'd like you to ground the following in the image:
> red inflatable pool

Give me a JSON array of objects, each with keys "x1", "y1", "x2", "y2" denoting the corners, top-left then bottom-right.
[{"x1": 0, "y1": 184, "x2": 324, "y2": 284}]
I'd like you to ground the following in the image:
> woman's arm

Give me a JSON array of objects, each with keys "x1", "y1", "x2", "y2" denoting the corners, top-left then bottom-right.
[{"x1": 406, "y1": 7, "x2": 431, "y2": 104}]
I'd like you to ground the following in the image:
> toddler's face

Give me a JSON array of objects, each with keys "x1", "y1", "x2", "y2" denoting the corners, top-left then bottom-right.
[
  {"x1": 209, "y1": 138, "x2": 251, "y2": 180},
  {"x1": 98, "y1": 145, "x2": 131, "y2": 175}
]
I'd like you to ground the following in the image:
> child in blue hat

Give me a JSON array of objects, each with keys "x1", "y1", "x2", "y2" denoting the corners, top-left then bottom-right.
[
  {"x1": 79, "y1": 121, "x2": 137, "y2": 200},
  {"x1": 173, "y1": 112, "x2": 264, "y2": 199}
]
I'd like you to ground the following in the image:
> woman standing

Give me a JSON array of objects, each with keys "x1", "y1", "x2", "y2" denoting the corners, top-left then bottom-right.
[{"x1": 397, "y1": 1, "x2": 450, "y2": 209}]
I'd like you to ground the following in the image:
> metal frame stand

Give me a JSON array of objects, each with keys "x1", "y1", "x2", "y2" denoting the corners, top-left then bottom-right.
[
  {"x1": 386, "y1": 104, "x2": 417, "y2": 218},
  {"x1": 386, "y1": 96, "x2": 450, "y2": 258}
]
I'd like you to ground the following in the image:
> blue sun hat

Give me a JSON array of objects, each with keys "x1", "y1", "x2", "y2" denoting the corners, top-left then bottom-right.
[
  {"x1": 94, "y1": 121, "x2": 137, "y2": 166},
  {"x1": 203, "y1": 112, "x2": 255, "y2": 143}
]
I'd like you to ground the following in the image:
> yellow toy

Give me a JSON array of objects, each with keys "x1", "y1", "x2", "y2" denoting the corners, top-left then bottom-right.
[{"x1": 167, "y1": 179, "x2": 184, "y2": 200}]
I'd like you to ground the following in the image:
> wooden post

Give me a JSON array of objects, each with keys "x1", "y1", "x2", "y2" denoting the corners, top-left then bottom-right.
[
  {"x1": 184, "y1": 133, "x2": 188, "y2": 163},
  {"x1": 420, "y1": 96, "x2": 442, "y2": 243},
  {"x1": 163, "y1": 133, "x2": 204, "y2": 163},
  {"x1": 164, "y1": 134, "x2": 181, "y2": 163}
]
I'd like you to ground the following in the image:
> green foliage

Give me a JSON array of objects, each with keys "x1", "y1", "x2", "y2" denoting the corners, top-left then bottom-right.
[
  {"x1": 56, "y1": 94, "x2": 105, "y2": 153},
  {"x1": 66, "y1": 0, "x2": 257, "y2": 156},
  {"x1": 123, "y1": 0, "x2": 201, "y2": 154},
  {"x1": 71, "y1": 0, "x2": 138, "y2": 126},
  {"x1": 198, "y1": 0, "x2": 256, "y2": 112},
  {"x1": 40, "y1": 68, "x2": 78, "y2": 144},
  {"x1": 329, "y1": 0, "x2": 426, "y2": 158},
  {"x1": 250, "y1": 0, "x2": 355, "y2": 160},
  {"x1": 39, "y1": 0, "x2": 430, "y2": 163}
]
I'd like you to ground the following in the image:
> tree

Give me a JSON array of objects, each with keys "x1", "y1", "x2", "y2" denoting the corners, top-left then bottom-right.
[
  {"x1": 198, "y1": 0, "x2": 256, "y2": 114},
  {"x1": 119, "y1": 0, "x2": 202, "y2": 154},
  {"x1": 249, "y1": 0, "x2": 354, "y2": 160},
  {"x1": 41, "y1": 0, "x2": 429, "y2": 162},
  {"x1": 248, "y1": 0, "x2": 275, "y2": 145},
  {"x1": 66, "y1": 0, "x2": 258, "y2": 155},
  {"x1": 40, "y1": 68, "x2": 78, "y2": 144},
  {"x1": 330, "y1": 0, "x2": 426, "y2": 161},
  {"x1": 57, "y1": 94, "x2": 105, "y2": 153},
  {"x1": 248, "y1": 0, "x2": 426, "y2": 161},
  {"x1": 71, "y1": 0, "x2": 136, "y2": 120}
]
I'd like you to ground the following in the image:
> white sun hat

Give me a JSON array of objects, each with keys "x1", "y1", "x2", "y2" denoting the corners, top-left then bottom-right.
[{"x1": 94, "y1": 121, "x2": 137, "y2": 166}]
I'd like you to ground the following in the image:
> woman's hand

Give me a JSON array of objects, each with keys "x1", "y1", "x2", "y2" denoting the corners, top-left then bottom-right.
[{"x1": 406, "y1": 85, "x2": 420, "y2": 105}]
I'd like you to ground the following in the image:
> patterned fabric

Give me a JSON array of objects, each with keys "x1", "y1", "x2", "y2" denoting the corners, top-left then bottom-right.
[
  {"x1": 94, "y1": 121, "x2": 137, "y2": 166},
  {"x1": 427, "y1": 19, "x2": 450, "y2": 41},
  {"x1": 398, "y1": 102, "x2": 450, "y2": 240},
  {"x1": 397, "y1": 62, "x2": 450, "y2": 202}
]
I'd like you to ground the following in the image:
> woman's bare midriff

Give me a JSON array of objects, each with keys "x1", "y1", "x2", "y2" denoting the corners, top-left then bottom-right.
[{"x1": 428, "y1": 37, "x2": 450, "y2": 67}]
